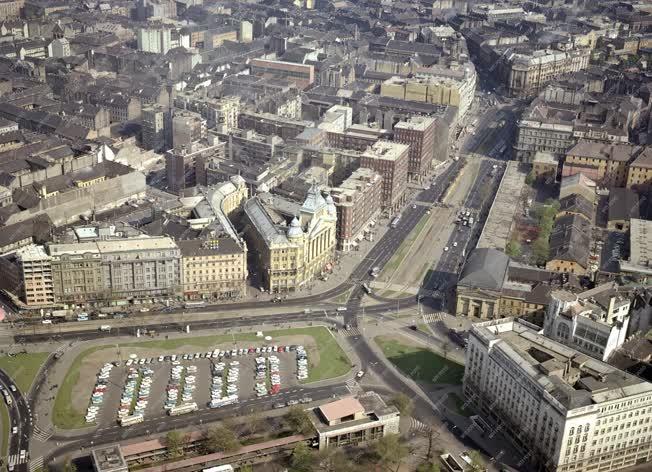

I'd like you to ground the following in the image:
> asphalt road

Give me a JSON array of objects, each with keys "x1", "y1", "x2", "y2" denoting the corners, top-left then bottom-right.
[
  {"x1": 43, "y1": 383, "x2": 350, "y2": 465},
  {"x1": 0, "y1": 369, "x2": 30, "y2": 472}
]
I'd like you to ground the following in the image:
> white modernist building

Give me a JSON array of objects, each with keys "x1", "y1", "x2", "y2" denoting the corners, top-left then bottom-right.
[
  {"x1": 465, "y1": 318, "x2": 652, "y2": 472},
  {"x1": 544, "y1": 284, "x2": 631, "y2": 362}
]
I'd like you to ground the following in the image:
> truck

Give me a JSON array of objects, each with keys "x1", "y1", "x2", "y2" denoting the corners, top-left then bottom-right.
[{"x1": 99, "y1": 325, "x2": 111, "y2": 332}]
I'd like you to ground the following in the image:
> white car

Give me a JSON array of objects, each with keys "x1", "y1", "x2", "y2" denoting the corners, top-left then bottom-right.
[
  {"x1": 453, "y1": 242, "x2": 458, "y2": 247},
  {"x1": 444, "y1": 246, "x2": 449, "y2": 252},
  {"x1": 356, "y1": 370, "x2": 365, "y2": 379}
]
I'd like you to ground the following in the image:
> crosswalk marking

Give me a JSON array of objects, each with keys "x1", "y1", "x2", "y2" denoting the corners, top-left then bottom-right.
[
  {"x1": 8, "y1": 454, "x2": 27, "y2": 466},
  {"x1": 29, "y1": 456, "x2": 43, "y2": 472},
  {"x1": 341, "y1": 327, "x2": 361, "y2": 337},
  {"x1": 32, "y1": 425, "x2": 52, "y2": 442},
  {"x1": 422, "y1": 313, "x2": 444, "y2": 323},
  {"x1": 409, "y1": 417, "x2": 431, "y2": 434}
]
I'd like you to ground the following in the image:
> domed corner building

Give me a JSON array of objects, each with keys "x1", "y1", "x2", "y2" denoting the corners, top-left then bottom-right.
[{"x1": 243, "y1": 184, "x2": 337, "y2": 293}]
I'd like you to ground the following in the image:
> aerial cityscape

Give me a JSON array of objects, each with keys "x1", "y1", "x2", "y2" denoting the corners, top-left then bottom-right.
[{"x1": 0, "y1": 0, "x2": 651, "y2": 471}]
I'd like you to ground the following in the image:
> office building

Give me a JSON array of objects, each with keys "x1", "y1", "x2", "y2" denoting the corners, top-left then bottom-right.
[
  {"x1": 380, "y1": 69, "x2": 476, "y2": 118},
  {"x1": 250, "y1": 59, "x2": 315, "y2": 90},
  {"x1": 331, "y1": 168, "x2": 383, "y2": 252},
  {"x1": 464, "y1": 318, "x2": 652, "y2": 472},
  {"x1": 243, "y1": 185, "x2": 337, "y2": 293},
  {"x1": 48, "y1": 236, "x2": 181, "y2": 304},
  {"x1": 16, "y1": 244, "x2": 54, "y2": 306},
  {"x1": 360, "y1": 141, "x2": 409, "y2": 213},
  {"x1": 165, "y1": 138, "x2": 225, "y2": 194},
  {"x1": 394, "y1": 116, "x2": 436, "y2": 182},
  {"x1": 544, "y1": 285, "x2": 631, "y2": 362}
]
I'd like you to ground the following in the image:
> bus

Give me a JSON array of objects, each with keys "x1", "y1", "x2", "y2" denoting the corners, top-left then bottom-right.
[
  {"x1": 119, "y1": 414, "x2": 144, "y2": 427},
  {"x1": 184, "y1": 301, "x2": 205, "y2": 309},
  {"x1": 203, "y1": 466, "x2": 234, "y2": 472},
  {"x1": 209, "y1": 396, "x2": 238, "y2": 409},
  {"x1": 362, "y1": 283, "x2": 372, "y2": 294},
  {"x1": 390, "y1": 216, "x2": 401, "y2": 228},
  {"x1": 169, "y1": 402, "x2": 198, "y2": 416}
]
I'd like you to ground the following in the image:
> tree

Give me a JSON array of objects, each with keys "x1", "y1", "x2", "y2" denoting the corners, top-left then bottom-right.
[
  {"x1": 373, "y1": 433, "x2": 409, "y2": 472},
  {"x1": 440, "y1": 341, "x2": 451, "y2": 360},
  {"x1": 239, "y1": 466, "x2": 254, "y2": 472},
  {"x1": 531, "y1": 236, "x2": 550, "y2": 265},
  {"x1": 417, "y1": 462, "x2": 441, "y2": 472},
  {"x1": 247, "y1": 411, "x2": 266, "y2": 435},
  {"x1": 166, "y1": 430, "x2": 186, "y2": 458},
  {"x1": 388, "y1": 392, "x2": 413, "y2": 417},
  {"x1": 204, "y1": 425, "x2": 240, "y2": 453},
  {"x1": 468, "y1": 450, "x2": 486, "y2": 472},
  {"x1": 289, "y1": 442, "x2": 317, "y2": 472},
  {"x1": 506, "y1": 239, "x2": 521, "y2": 257},
  {"x1": 62, "y1": 458, "x2": 77, "y2": 472},
  {"x1": 284, "y1": 406, "x2": 315, "y2": 435},
  {"x1": 525, "y1": 171, "x2": 535, "y2": 186},
  {"x1": 316, "y1": 447, "x2": 353, "y2": 472}
]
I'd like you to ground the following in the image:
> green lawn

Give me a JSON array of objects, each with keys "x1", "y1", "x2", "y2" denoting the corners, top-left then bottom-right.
[
  {"x1": 0, "y1": 401, "x2": 8, "y2": 463},
  {"x1": 0, "y1": 352, "x2": 49, "y2": 393},
  {"x1": 417, "y1": 324, "x2": 431, "y2": 336},
  {"x1": 331, "y1": 288, "x2": 352, "y2": 305},
  {"x1": 380, "y1": 214, "x2": 429, "y2": 277},
  {"x1": 54, "y1": 327, "x2": 350, "y2": 429},
  {"x1": 375, "y1": 336, "x2": 464, "y2": 385}
]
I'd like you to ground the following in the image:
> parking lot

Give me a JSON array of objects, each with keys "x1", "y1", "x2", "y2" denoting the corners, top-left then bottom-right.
[{"x1": 84, "y1": 345, "x2": 310, "y2": 427}]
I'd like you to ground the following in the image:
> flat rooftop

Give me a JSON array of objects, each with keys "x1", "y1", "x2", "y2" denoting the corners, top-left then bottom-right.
[
  {"x1": 476, "y1": 162, "x2": 527, "y2": 251},
  {"x1": 362, "y1": 140, "x2": 409, "y2": 161},
  {"x1": 473, "y1": 319, "x2": 652, "y2": 412},
  {"x1": 394, "y1": 116, "x2": 435, "y2": 131}
]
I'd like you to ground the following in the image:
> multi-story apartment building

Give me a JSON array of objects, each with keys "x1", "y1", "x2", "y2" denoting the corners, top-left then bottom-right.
[
  {"x1": 506, "y1": 48, "x2": 591, "y2": 98},
  {"x1": 48, "y1": 236, "x2": 181, "y2": 303},
  {"x1": 544, "y1": 285, "x2": 631, "y2": 362},
  {"x1": 330, "y1": 168, "x2": 382, "y2": 252},
  {"x1": 178, "y1": 238, "x2": 247, "y2": 300},
  {"x1": 360, "y1": 141, "x2": 409, "y2": 213},
  {"x1": 563, "y1": 141, "x2": 643, "y2": 188},
  {"x1": 626, "y1": 147, "x2": 652, "y2": 191},
  {"x1": 394, "y1": 116, "x2": 436, "y2": 182},
  {"x1": 172, "y1": 110, "x2": 206, "y2": 150},
  {"x1": 136, "y1": 27, "x2": 171, "y2": 54},
  {"x1": 464, "y1": 318, "x2": 652, "y2": 472},
  {"x1": 0, "y1": 0, "x2": 23, "y2": 20},
  {"x1": 16, "y1": 244, "x2": 54, "y2": 306},
  {"x1": 243, "y1": 185, "x2": 337, "y2": 293},
  {"x1": 141, "y1": 105, "x2": 172, "y2": 152},
  {"x1": 174, "y1": 94, "x2": 240, "y2": 132},
  {"x1": 249, "y1": 59, "x2": 315, "y2": 90}
]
